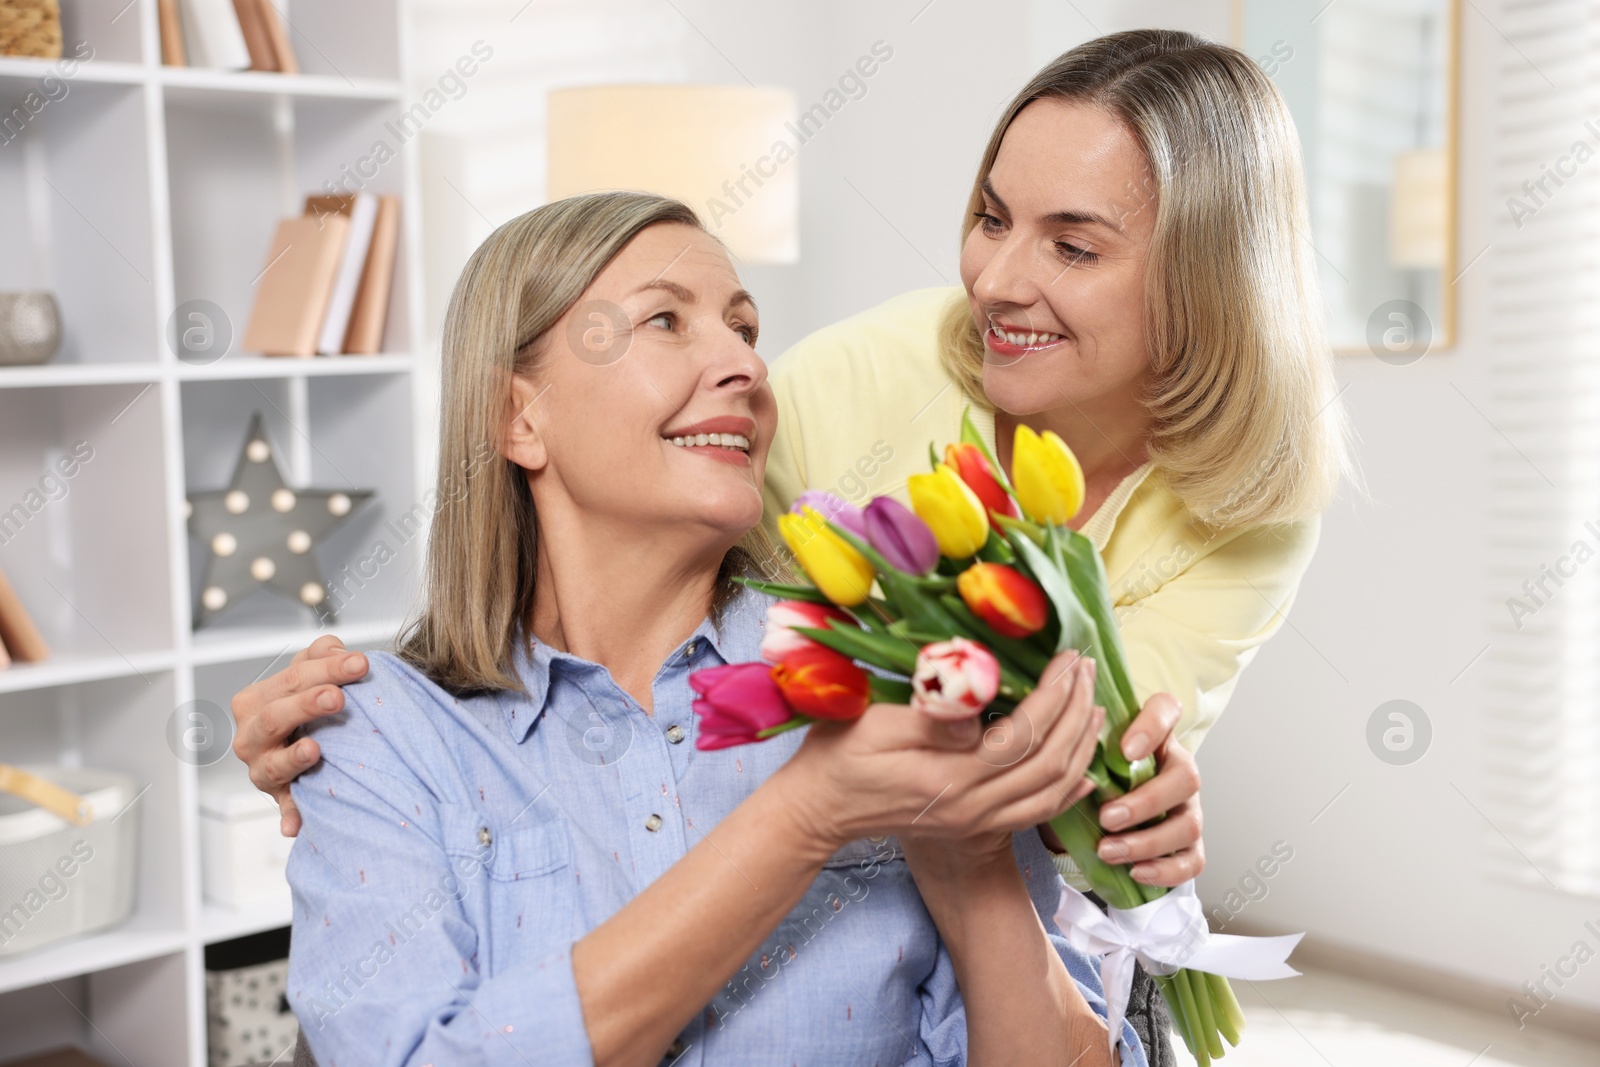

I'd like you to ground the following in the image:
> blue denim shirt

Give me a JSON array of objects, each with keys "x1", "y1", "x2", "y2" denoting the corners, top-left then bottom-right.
[{"x1": 286, "y1": 585, "x2": 1146, "y2": 1067}]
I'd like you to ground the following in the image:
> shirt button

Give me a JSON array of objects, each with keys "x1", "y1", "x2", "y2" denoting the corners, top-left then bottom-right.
[
  {"x1": 645, "y1": 813, "x2": 663, "y2": 832},
  {"x1": 685, "y1": 640, "x2": 697, "y2": 658},
  {"x1": 665, "y1": 1037, "x2": 685, "y2": 1059},
  {"x1": 665, "y1": 724, "x2": 686, "y2": 744},
  {"x1": 477, "y1": 827, "x2": 492, "y2": 847}
]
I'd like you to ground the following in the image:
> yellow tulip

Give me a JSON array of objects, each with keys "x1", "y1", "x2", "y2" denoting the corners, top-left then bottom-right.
[
  {"x1": 778, "y1": 505, "x2": 876, "y2": 606},
  {"x1": 906, "y1": 463, "x2": 989, "y2": 559},
  {"x1": 1012, "y1": 424, "x2": 1085, "y2": 524}
]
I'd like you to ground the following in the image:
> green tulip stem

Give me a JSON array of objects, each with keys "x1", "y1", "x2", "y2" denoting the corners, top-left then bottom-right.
[
  {"x1": 754, "y1": 716, "x2": 812, "y2": 740},
  {"x1": 1189, "y1": 967, "x2": 1225, "y2": 1060},
  {"x1": 1169, "y1": 968, "x2": 1210, "y2": 1066},
  {"x1": 1207, "y1": 972, "x2": 1246, "y2": 1046}
]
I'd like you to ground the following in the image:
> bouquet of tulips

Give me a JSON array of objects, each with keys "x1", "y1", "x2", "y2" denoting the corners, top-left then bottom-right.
[{"x1": 689, "y1": 408, "x2": 1257, "y2": 1064}]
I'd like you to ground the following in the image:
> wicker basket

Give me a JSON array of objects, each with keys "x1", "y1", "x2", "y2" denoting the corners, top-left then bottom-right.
[
  {"x1": 0, "y1": 0, "x2": 64, "y2": 59},
  {"x1": 0, "y1": 765, "x2": 140, "y2": 958}
]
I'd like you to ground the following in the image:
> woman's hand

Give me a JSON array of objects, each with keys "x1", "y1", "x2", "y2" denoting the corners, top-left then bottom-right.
[
  {"x1": 230, "y1": 635, "x2": 368, "y2": 836},
  {"x1": 778, "y1": 650, "x2": 1104, "y2": 853},
  {"x1": 1037, "y1": 690, "x2": 1205, "y2": 886}
]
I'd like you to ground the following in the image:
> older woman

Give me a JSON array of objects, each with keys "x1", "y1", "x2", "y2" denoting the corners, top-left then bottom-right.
[{"x1": 284, "y1": 190, "x2": 1145, "y2": 1066}]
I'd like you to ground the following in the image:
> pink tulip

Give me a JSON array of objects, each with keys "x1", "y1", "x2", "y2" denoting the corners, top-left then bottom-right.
[
  {"x1": 910, "y1": 637, "x2": 1001, "y2": 720},
  {"x1": 689, "y1": 663, "x2": 799, "y2": 750},
  {"x1": 761, "y1": 600, "x2": 856, "y2": 663},
  {"x1": 791, "y1": 490, "x2": 868, "y2": 538}
]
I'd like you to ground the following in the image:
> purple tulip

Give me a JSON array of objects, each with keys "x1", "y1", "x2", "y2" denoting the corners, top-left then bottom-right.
[
  {"x1": 864, "y1": 496, "x2": 939, "y2": 575},
  {"x1": 791, "y1": 490, "x2": 867, "y2": 538},
  {"x1": 688, "y1": 663, "x2": 799, "y2": 750}
]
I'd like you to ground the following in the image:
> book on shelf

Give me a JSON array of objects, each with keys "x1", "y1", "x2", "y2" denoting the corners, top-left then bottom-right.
[
  {"x1": 315, "y1": 192, "x2": 379, "y2": 355},
  {"x1": 165, "y1": 0, "x2": 300, "y2": 72},
  {"x1": 0, "y1": 561, "x2": 50, "y2": 664},
  {"x1": 241, "y1": 214, "x2": 349, "y2": 357},
  {"x1": 257, "y1": 0, "x2": 300, "y2": 75},
  {"x1": 345, "y1": 195, "x2": 401, "y2": 354},
  {"x1": 231, "y1": 0, "x2": 275, "y2": 71},
  {"x1": 179, "y1": 0, "x2": 250, "y2": 70},
  {"x1": 159, "y1": 0, "x2": 187, "y2": 66},
  {"x1": 242, "y1": 195, "x2": 401, "y2": 357}
]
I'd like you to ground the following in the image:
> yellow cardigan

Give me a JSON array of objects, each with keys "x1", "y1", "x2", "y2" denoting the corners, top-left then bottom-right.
[{"x1": 760, "y1": 286, "x2": 1321, "y2": 752}]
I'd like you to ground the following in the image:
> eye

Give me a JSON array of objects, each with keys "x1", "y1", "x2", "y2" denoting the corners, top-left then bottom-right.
[
  {"x1": 735, "y1": 322, "x2": 758, "y2": 346},
  {"x1": 645, "y1": 311, "x2": 675, "y2": 330},
  {"x1": 973, "y1": 211, "x2": 1004, "y2": 236},
  {"x1": 1055, "y1": 241, "x2": 1099, "y2": 265}
]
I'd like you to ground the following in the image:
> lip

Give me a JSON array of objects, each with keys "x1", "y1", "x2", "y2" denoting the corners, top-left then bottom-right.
[
  {"x1": 662, "y1": 415, "x2": 756, "y2": 440},
  {"x1": 662, "y1": 414, "x2": 756, "y2": 468},
  {"x1": 983, "y1": 322, "x2": 1070, "y2": 358}
]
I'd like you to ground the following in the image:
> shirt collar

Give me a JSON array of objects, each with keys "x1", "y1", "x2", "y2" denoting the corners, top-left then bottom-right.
[{"x1": 501, "y1": 582, "x2": 775, "y2": 743}]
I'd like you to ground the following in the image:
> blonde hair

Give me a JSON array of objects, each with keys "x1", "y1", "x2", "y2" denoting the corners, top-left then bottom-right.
[
  {"x1": 939, "y1": 28, "x2": 1352, "y2": 527},
  {"x1": 398, "y1": 191, "x2": 780, "y2": 695}
]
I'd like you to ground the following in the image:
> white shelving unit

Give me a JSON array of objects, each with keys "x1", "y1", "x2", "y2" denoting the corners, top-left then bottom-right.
[{"x1": 0, "y1": 2, "x2": 427, "y2": 1062}]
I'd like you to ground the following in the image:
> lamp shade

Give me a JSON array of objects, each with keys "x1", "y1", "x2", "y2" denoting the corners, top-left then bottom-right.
[{"x1": 547, "y1": 85, "x2": 799, "y2": 264}]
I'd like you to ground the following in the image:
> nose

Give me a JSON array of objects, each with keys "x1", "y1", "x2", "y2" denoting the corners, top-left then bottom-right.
[
  {"x1": 705, "y1": 324, "x2": 767, "y2": 396},
  {"x1": 971, "y1": 228, "x2": 1045, "y2": 324}
]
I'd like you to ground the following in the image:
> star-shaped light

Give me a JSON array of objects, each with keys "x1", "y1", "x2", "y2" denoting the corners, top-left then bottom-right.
[{"x1": 186, "y1": 413, "x2": 373, "y2": 628}]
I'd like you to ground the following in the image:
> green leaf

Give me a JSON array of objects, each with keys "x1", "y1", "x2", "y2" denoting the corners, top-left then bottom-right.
[
  {"x1": 792, "y1": 622, "x2": 919, "y2": 674},
  {"x1": 879, "y1": 571, "x2": 960, "y2": 638},
  {"x1": 937, "y1": 595, "x2": 1052, "y2": 676},
  {"x1": 733, "y1": 576, "x2": 831, "y2": 604},
  {"x1": 1052, "y1": 527, "x2": 1140, "y2": 718},
  {"x1": 868, "y1": 675, "x2": 914, "y2": 704}
]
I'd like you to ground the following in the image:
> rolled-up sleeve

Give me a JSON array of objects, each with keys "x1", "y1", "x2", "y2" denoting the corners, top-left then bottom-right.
[
  {"x1": 915, "y1": 929, "x2": 1147, "y2": 1067},
  {"x1": 286, "y1": 701, "x2": 594, "y2": 1067},
  {"x1": 1116, "y1": 515, "x2": 1321, "y2": 751}
]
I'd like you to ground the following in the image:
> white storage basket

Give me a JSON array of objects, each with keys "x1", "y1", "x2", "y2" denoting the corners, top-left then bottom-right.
[{"x1": 0, "y1": 764, "x2": 140, "y2": 958}]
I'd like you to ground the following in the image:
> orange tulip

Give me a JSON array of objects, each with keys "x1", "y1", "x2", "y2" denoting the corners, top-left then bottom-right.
[
  {"x1": 956, "y1": 562, "x2": 1049, "y2": 638},
  {"x1": 944, "y1": 442, "x2": 1019, "y2": 531},
  {"x1": 770, "y1": 645, "x2": 871, "y2": 721}
]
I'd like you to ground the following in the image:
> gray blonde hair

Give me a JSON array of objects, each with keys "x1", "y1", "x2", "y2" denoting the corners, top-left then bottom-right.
[
  {"x1": 939, "y1": 28, "x2": 1352, "y2": 527},
  {"x1": 398, "y1": 191, "x2": 779, "y2": 694}
]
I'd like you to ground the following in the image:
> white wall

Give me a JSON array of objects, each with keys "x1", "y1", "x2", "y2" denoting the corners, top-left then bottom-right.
[{"x1": 401, "y1": 0, "x2": 1594, "y2": 1016}]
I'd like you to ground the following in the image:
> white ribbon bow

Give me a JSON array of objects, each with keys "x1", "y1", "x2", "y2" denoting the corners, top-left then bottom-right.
[{"x1": 1052, "y1": 880, "x2": 1303, "y2": 1064}]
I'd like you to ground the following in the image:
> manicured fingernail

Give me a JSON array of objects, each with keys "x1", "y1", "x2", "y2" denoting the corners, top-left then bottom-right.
[
  {"x1": 344, "y1": 653, "x2": 365, "y2": 673},
  {"x1": 1130, "y1": 865, "x2": 1154, "y2": 882},
  {"x1": 1101, "y1": 803, "x2": 1130, "y2": 829},
  {"x1": 1098, "y1": 839, "x2": 1128, "y2": 863},
  {"x1": 1123, "y1": 734, "x2": 1151, "y2": 760},
  {"x1": 297, "y1": 742, "x2": 316, "y2": 764},
  {"x1": 317, "y1": 689, "x2": 340, "y2": 710}
]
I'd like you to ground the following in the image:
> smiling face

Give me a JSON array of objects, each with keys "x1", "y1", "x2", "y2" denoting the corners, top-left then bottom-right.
[
  {"x1": 511, "y1": 221, "x2": 775, "y2": 546},
  {"x1": 959, "y1": 97, "x2": 1158, "y2": 417}
]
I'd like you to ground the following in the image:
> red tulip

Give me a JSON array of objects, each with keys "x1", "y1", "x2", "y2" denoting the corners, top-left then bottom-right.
[
  {"x1": 770, "y1": 645, "x2": 871, "y2": 721},
  {"x1": 689, "y1": 663, "x2": 799, "y2": 750},
  {"x1": 761, "y1": 600, "x2": 857, "y2": 663},
  {"x1": 957, "y1": 562, "x2": 1049, "y2": 638},
  {"x1": 945, "y1": 442, "x2": 1019, "y2": 532}
]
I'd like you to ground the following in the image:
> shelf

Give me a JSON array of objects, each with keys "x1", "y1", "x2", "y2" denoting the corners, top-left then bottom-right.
[
  {"x1": 199, "y1": 891, "x2": 292, "y2": 946},
  {"x1": 187, "y1": 615, "x2": 402, "y2": 667},
  {"x1": 0, "y1": 647, "x2": 175, "y2": 696},
  {"x1": 0, "y1": 363, "x2": 164, "y2": 388},
  {"x1": 159, "y1": 67, "x2": 402, "y2": 103},
  {"x1": 0, "y1": 924, "x2": 189, "y2": 997},
  {"x1": 176, "y1": 354, "x2": 414, "y2": 380},
  {"x1": 0, "y1": 57, "x2": 145, "y2": 85}
]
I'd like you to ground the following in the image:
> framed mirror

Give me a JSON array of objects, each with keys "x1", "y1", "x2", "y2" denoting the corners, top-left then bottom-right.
[{"x1": 1234, "y1": 0, "x2": 1459, "y2": 360}]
